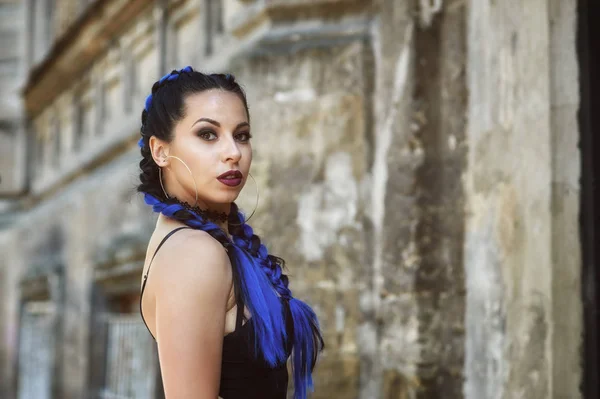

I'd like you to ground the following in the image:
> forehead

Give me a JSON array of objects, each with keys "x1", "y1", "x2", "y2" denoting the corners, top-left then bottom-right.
[{"x1": 183, "y1": 89, "x2": 248, "y2": 124}]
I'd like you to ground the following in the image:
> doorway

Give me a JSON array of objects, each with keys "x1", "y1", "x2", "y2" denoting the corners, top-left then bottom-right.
[{"x1": 578, "y1": 0, "x2": 600, "y2": 397}]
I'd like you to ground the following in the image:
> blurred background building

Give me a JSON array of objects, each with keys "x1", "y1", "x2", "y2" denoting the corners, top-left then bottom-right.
[{"x1": 0, "y1": 0, "x2": 598, "y2": 398}]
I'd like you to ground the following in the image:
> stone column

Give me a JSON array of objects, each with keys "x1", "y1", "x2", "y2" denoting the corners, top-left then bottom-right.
[
  {"x1": 548, "y1": 0, "x2": 582, "y2": 397},
  {"x1": 365, "y1": 0, "x2": 468, "y2": 397},
  {"x1": 463, "y1": 1, "x2": 566, "y2": 398}
]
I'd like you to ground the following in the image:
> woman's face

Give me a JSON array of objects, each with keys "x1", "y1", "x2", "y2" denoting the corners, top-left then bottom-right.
[{"x1": 155, "y1": 89, "x2": 252, "y2": 213}]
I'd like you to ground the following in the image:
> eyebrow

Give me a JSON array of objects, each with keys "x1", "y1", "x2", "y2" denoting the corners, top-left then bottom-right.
[{"x1": 191, "y1": 117, "x2": 250, "y2": 130}]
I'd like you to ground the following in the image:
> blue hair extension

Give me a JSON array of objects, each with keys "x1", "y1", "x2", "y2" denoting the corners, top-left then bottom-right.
[
  {"x1": 158, "y1": 66, "x2": 192, "y2": 85},
  {"x1": 144, "y1": 192, "x2": 223, "y2": 232},
  {"x1": 228, "y1": 244, "x2": 289, "y2": 364},
  {"x1": 289, "y1": 298, "x2": 321, "y2": 398},
  {"x1": 147, "y1": 68, "x2": 194, "y2": 112},
  {"x1": 158, "y1": 73, "x2": 171, "y2": 84},
  {"x1": 140, "y1": 66, "x2": 195, "y2": 149}
]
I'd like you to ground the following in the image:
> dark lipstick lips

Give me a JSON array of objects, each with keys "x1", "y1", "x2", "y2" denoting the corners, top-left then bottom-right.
[
  {"x1": 217, "y1": 170, "x2": 243, "y2": 187},
  {"x1": 217, "y1": 170, "x2": 243, "y2": 179}
]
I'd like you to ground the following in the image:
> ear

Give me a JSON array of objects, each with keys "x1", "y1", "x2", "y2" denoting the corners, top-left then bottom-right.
[{"x1": 149, "y1": 136, "x2": 170, "y2": 167}]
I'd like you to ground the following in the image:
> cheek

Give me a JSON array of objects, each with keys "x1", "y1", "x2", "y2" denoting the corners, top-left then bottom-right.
[
  {"x1": 243, "y1": 146, "x2": 252, "y2": 162},
  {"x1": 184, "y1": 147, "x2": 215, "y2": 179}
]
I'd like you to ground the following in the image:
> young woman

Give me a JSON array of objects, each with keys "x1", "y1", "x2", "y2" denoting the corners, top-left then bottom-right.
[{"x1": 137, "y1": 66, "x2": 324, "y2": 399}]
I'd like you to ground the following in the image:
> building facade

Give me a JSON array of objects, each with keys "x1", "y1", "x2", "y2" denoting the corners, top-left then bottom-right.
[{"x1": 0, "y1": 0, "x2": 591, "y2": 398}]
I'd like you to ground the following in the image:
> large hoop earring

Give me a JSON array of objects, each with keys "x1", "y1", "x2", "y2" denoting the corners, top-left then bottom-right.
[
  {"x1": 230, "y1": 172, "x2": 259, "y2": 226},
  {"x1": 158, "y1": 155, "x2": 199, "y2": 207}
]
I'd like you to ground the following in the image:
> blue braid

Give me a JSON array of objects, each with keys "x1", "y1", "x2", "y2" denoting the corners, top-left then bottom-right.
[
  {"x1": 142, "y1": 193, "x2": 323, "y2": 399},
  {"x1": 235, "y1": 221, "x2": 322, "y2": 399},
  {"x1": 145, "y1": 66, "x2": 193, "y2": 112},
  {"x1": 139, "y1": 66, "x2": 194, "y2": 149}
]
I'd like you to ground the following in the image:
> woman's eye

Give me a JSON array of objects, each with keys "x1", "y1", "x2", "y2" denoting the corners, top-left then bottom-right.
[
  {"x1": 198, "y1": 131, "x2": 217, "y2": 140},
  {"x1": 236, "y1": 132, "x2": 252, "y2": 142}
]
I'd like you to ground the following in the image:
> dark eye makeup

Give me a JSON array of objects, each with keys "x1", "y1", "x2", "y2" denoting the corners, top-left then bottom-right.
[
  {"x1": 236, "y1": 132, "x2": 252, "y2": 142},
  {"x1": 196, "y1": 129, "x2": 252, "y2": 142},
  {"x1": 197, "y1": 130, "x2": 218, "y2": 140}
]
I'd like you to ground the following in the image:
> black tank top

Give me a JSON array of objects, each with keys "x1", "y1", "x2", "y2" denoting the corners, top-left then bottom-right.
[{"x1": 139, "y1": 226, "x2": 292, "y2": 398}]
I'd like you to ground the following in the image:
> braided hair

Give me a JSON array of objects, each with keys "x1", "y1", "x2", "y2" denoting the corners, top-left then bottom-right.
[{"x1": 137, "y1": 66, "x2": 324, "y2": 399}]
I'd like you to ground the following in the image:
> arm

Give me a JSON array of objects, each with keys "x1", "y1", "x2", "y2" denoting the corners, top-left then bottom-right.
[{"x1": 152, "y1": 230, "x2": 232, "y2": 399}]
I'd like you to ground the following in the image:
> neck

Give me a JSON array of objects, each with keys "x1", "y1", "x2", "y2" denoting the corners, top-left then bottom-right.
[{"x1": 220, "y1": 223, "x2": 231, "y2": 241}]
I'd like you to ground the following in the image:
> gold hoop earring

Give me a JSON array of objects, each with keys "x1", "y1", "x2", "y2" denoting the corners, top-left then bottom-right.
[
  {"x1": 158, "y1": 155, "x2": 199, "y2": 207},
  {"x1": 230, "y1": 172, "x2": 259, "y2": 226}
]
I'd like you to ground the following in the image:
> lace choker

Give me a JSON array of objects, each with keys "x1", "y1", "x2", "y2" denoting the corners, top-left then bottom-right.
[{"x1": 171, "y1": 198, "x2": 229, "y2": 223}]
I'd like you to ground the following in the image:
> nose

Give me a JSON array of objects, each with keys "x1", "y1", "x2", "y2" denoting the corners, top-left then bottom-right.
[{"x1": 221, "y1": 135, "x2": 242, "y2": 163}]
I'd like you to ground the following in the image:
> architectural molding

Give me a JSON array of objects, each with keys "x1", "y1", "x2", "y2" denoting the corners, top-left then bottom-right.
[
  {"x1": 227, "y1": 0, "x2": 368, "y2": 38},
  {"x1": 237, "y1": 16, "x2": 370, "y2": 59},
  {"x1": 23, "y1": 0, "x2": 151, "y2": 116}
]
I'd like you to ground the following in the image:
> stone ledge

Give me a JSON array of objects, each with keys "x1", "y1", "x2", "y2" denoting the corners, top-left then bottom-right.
[
  {"x1": 19, "y1": 269, "x2": 62, "y2": 301},
  {"x1": 19, "y1": 275, "x2": 52, "y2": 301},
  {"x1": 94, "y1": 263, "x2": 144, "y2": 297},
  {"x1": 220, "y1": 19, "x2": 370, "y2": 74},
  {"x1": 228, "y1": 0, "x2": 368, "y2": 38},
  {"x1": 94, "y1": 260, "x2": 143, "y2": 282},
  {"x1": 241, "y1": 17, "x2": 370, "y2": 58}
]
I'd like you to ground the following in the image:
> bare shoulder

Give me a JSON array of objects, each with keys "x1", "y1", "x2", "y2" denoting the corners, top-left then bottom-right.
[
  {"x1": 152, "y1": 228, "x2": 232, "y2": 294},
  {"x1": 150, "y1": 228, "x2": 233, "y2": 397}
]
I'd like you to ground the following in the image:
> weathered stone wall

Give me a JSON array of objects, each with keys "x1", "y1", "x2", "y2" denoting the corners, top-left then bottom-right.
[
  {"x1": 548, "y1": 0, "x2": 582, "y2": 396},
  {"x1": 464, "y1": 1, "x2": 581, "y2": 399}
]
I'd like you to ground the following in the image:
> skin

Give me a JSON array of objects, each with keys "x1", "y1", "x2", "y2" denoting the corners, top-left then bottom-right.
[{"x1": 140, "y1": 89, "x2": 253, "y2": 398}]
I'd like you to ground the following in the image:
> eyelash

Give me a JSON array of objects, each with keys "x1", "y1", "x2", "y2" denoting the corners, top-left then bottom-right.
[{"x1": 197, "y1": 130, "x2": 252, "y2": 142}]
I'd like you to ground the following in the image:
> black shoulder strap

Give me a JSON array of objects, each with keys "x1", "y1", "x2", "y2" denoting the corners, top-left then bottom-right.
[
  {"x1": 140, "y1": 226, "x2": 192, "y2": 340},
  {"x1": 236, "y1": 294, "x2": 245, "y2": 330},
  {"x1": 143, "y1": 226, "x2": 192, "y2": 280}
]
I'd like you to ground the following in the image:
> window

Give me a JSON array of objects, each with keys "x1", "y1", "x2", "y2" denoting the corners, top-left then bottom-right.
[
  {"x1": 95, "y1": 79, "x2": 106, "y2": 136},
  {"x1": 17, "y1": 301, "x2": 56, "y2": 399},
  {"x1": 17, "y1": 270, "x2": 63, "y2": 399},
  {"x1": 72, "y1": 94, "x2": 84, "y2": 151},
  {"x1": 103, "y1": 311, "x2": 159, "y2": 398},
  {"x1": 52, "y1": 116, "x2": 60, "y2": 168}
]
